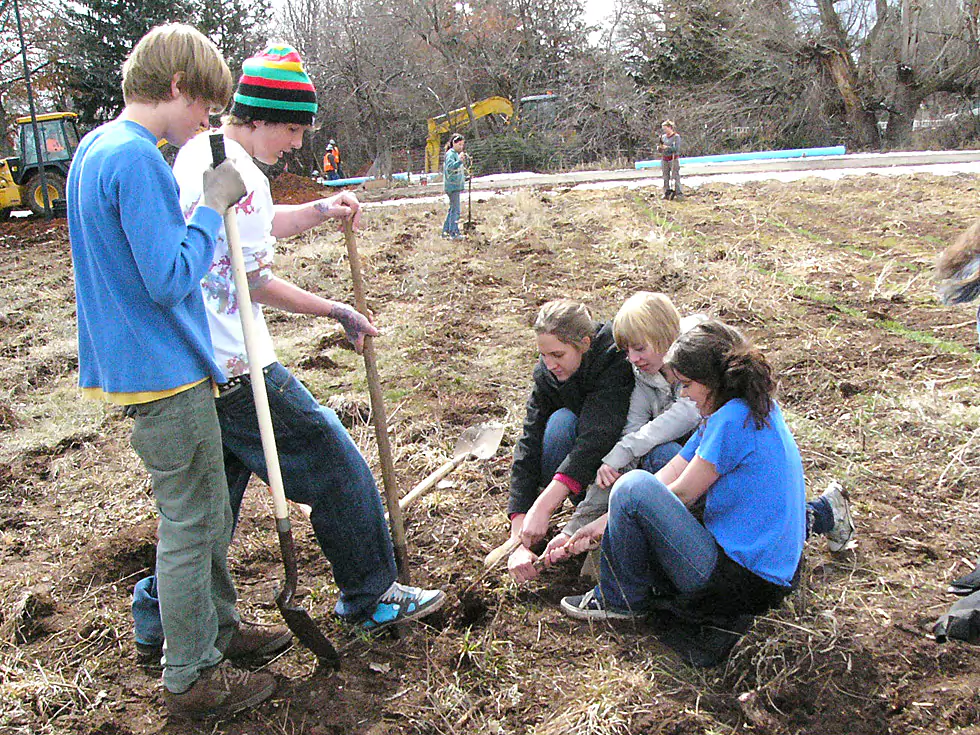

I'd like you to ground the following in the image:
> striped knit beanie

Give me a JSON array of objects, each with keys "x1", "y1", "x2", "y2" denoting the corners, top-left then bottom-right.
[{"x1": 230, "y1": 44, "x2": 317, "y2": 125}]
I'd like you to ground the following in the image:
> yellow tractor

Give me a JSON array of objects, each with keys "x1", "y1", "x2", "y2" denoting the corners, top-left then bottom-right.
[{"x1": 0, "y1": 112, "x2": 80, "y2": 219}]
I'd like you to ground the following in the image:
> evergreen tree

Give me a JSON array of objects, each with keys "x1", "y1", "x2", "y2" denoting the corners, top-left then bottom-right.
[{"x1": 60, "y1": 0, "x2": 270, "y2": 127}]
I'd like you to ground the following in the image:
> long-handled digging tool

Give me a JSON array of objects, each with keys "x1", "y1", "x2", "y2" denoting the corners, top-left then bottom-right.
[
  {"x1": 463, "y1": 166, "x2": 476, "y2": 233},
  {"x1": 342, "y1": 219, "x2": 412, "y2": 583},
  {"x1": 399, "y1": 423, "x2": 504, "y2": 511},
  {"x1": 210, "y1": 134, "x2": 340, "y2": 667}
]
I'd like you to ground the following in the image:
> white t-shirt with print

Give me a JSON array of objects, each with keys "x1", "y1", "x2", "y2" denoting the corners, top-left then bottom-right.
[{"x1": 173, "y1": 133, "x2": 278, "y2": 379}]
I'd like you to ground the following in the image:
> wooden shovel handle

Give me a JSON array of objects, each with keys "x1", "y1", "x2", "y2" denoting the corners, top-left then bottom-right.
[
  {"x1": 483, "y1": 536, "x2": 521, "y2": 569},
  {"x1": 343, "y1": 219, "x2": 411, "y2": 584},
  {"x1": 399, "y1": 454, "x2": 466, "y2": 511}
]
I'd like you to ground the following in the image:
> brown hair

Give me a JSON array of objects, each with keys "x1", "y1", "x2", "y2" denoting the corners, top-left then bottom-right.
[
  {"x1": 445, "y1": 133, "x2": 464, "y2": 151},
  {"x1": 665, "y1": 320, "x2": 775, "y2": 427},
  {"x1": 122, "y1": 24, "x2": 233, "y2": 108},
  {"x1": 534, "y1": 300, "x2": 594, "y2": 347}
]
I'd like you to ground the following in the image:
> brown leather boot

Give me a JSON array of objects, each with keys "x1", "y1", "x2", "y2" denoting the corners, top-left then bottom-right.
[
  {"x1": 223, "y1": 621, "x2": 293, "y2": 662},
  {"x1": 164, "y1": 661, "x2": 276, "y2": 720}
]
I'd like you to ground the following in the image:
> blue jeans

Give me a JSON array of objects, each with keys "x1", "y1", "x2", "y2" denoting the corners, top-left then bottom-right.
[
  {"x1": 133, "y1": 364, "x2": 397, "y2": 647},
  {"x1": 639, "y1": 441, "x2": 682, "y2": 474},
  {"x1": 129, "y1": 381, "x2": 237, "y2": 693},
  {"x1": 443, "y1": 190, "x2": 461, "y2": 237},
  {"x1": 541, "y1": 408, "x2": 578, "y2": 482},
  {"x1": 598, "y1": 470, "x2": 718, "y2": 612}
]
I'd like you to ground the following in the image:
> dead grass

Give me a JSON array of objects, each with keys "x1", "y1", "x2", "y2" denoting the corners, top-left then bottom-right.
[{"x1": 3, "y1": 174, "x2": 980, "y2": 733}]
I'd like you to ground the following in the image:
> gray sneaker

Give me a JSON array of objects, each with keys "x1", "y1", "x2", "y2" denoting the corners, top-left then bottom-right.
[
  {"x1": 822, "y1": 481, "x2": 855, "y2": 553},
  {"x1": 560, "y1": 589, "x2": 646, "y2": 622},
  {"x1": 164, "y1": 661, "x2": 276, "y2": 720}
]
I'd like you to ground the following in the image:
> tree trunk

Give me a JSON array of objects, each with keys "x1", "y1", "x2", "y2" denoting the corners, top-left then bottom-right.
[
  {"x1": 882, "y1": 78, "x2": 923, "y2": 149},
  {"x1": 817, "y1": 48, "x2": 881, "y2": 149}
]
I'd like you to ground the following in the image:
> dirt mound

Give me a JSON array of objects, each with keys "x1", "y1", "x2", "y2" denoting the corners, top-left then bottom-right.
[
  {"x1": 0, "y1": 215, "x2": 68, "y2": 246},
  {"x1": 270, "y1": 171, "x2": 330, "y2": 205}
]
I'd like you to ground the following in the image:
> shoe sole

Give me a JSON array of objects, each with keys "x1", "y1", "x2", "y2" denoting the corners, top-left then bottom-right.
[
  {"x1": 363, "y1": 590, "x2": 448, "y2": 633},
  {"x1": 825, "y1": 483, "x2": 856, "y2": 553},
  {"x1": 559, "y1": 598, "x2": 644, "y2": 622}
]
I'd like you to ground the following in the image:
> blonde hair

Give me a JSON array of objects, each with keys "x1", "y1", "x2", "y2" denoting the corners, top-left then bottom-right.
[
  {"x1": 613, "y1": 292, "x2": 681, "y2": 353},
  {"x1": 662, "y1": 120, "x2": 676, "y2": 129},
  {"x1": 122, "y1": 24, "x2": 233, "y2": 108},
  {"x1": 534, "y1": 300, "x2": 594, "y2": 346}
]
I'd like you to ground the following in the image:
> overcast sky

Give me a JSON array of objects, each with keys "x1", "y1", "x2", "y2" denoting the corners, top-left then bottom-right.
[{"x1": 582, "y1": 0, "x2": 615, "y2": 27}]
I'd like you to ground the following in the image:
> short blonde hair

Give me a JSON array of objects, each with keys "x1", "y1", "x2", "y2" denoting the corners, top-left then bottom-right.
[
  {"x1": 613, "y1": 292, "x2": 681, "y2": 353},
  {"x1": 122, "y1": 24, "x2": 233, "y2": 108},
  {"x1": 534, "y1": 299, "x2": 594, "y2": 346},
  {"x1": 662, "y1": 120, "x2": 676, "y2": 129}
]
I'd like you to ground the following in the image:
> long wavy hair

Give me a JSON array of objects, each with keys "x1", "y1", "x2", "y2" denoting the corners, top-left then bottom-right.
[{"x1": 665, "y1": 320, "x2": 775, "y2": 428}]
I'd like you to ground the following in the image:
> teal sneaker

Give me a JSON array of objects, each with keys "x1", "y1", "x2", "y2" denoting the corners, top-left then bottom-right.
[{"x1": 362, "y1": 582, "x2": 447, "y2": 632}]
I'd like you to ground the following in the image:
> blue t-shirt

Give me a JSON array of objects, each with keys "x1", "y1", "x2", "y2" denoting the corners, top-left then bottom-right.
[
  {"x1": 68, "y1": 119, "x2": 225, "y2": 393},
  {"x1": 680, "y1": 398, "x2": 805, "y2": 587}
]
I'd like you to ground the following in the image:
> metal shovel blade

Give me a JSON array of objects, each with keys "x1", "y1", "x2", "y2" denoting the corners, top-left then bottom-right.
[
  {"x1": 453, "y1": 422, "x2": 504, "y2": 461},
  {"x1": 276, "y1": 529, "x2": 341, "y2": 668},
  {"x1": 399, "y1": 422, "x2": 505, "y2": 511}
]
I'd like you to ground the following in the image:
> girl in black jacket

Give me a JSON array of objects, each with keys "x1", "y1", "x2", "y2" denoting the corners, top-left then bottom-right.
[{"x1": 500, "y1": 300, "x2": 634, "y2": 582}]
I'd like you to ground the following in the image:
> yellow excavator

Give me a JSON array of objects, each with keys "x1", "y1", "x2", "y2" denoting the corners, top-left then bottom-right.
[
  {"x1": 424, "y1": 93, "x2": 562, "y2": 173},
  {"x1": 0, "y1": 112, "x2": 80, "y2": 219},
  {"x1": 424, "y1": 96, "x2": 514, "y2": 173}
]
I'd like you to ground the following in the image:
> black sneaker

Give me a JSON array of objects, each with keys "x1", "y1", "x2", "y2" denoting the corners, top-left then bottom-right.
[
  {"x1": 136, "y1": 640, "x2": 163, "y2": 669},
  {"x1": 948, "y1": 563, "x2": 980, "y2": 596}
]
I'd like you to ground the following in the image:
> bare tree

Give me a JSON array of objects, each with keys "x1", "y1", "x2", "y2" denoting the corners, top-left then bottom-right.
[{"x1": 801, "y1": 0, "x2": 980, "y2": 148}]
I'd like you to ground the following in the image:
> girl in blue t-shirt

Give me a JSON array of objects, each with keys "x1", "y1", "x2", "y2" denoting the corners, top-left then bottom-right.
[{"x1": 558, "y1": 320, "x2": 808, "y2": 630}]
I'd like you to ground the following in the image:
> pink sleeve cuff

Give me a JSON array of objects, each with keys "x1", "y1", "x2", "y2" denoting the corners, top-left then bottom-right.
[{"x1": 554, "y1": 473, "x2": 582, "y2": 495}]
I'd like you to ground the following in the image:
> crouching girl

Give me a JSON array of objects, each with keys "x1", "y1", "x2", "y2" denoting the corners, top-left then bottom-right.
[
  {"x1": 559, "y1": 320, "x2": 805, "y2": 647},
  {"x1": 497, "y1": 299, "x2": 634, "y2": 582}
]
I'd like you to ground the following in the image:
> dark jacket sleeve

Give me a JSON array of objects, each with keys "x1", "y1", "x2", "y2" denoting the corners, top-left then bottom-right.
[
  {"x1": 555, "y1": 332, "x2": 633, "y2": 489},
  {"x1": 508, "y1": 364, "x2": 559, "y2": 516}
]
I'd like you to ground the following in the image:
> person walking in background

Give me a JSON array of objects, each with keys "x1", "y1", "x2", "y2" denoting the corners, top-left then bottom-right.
[
  {"x1": 67, "y1": 23, "x2": 284, "y2": 720},
  {"x1": 323, "y1": 138, "x2": 343, "y2": 180},
  {"x1": 659, "y1": 120, "x2": 682, "y2": 200},
  {"x1": 442, "y1": 133, "x2": 467, "y2": 239}
]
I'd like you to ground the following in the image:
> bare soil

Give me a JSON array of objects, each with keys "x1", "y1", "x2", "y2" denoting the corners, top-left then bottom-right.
[{"x1": 3, "y1": 173, "x2": 980, "y2": 734}]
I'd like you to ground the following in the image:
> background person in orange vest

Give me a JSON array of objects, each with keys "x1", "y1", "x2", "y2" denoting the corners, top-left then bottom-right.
[{"x1": 323, "y1": 139, "x2": 344, "y2": 180}]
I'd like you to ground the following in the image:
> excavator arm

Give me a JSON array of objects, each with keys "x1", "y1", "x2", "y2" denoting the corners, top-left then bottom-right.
[{"x1": 425, "y1": 96, "x2": 514, "y2": 172}]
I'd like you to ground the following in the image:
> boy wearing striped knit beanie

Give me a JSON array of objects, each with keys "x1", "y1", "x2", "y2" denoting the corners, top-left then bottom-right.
[{"x1": 136, "y1": 44, "x2": 447, "y2": 681}]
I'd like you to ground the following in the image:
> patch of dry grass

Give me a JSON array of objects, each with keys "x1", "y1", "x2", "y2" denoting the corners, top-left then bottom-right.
[{"x1": 4, "y1": 174, "x2": 980, "y2": 733}]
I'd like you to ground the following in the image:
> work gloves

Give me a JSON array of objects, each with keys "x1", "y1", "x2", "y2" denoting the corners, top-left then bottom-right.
[{"x1": 202, "y1": 159, "x2": 246, "y2": 213}]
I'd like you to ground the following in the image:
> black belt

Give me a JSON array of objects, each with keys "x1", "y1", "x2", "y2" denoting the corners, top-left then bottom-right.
[{"x1": 217, "y1": 374, "x2": 249, "y2": 396}]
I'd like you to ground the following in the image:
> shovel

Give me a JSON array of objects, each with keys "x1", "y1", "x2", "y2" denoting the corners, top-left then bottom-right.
[
  {"x1": 399, "y1": 423, "x2": 504, "y2": 511},
  {"x1": 342, "y1": 218, "x2": 412, "y2": 584},
  {"x1": 209, "y1": 134, "x2": 340, "y2": 667},
  {"x1": 463, "y1": 165, "x2": 476, "y2": 232}
]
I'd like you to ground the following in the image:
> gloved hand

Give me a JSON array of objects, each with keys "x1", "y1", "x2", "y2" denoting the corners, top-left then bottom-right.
[{"x1": 201, "y1": 159, "x2": 246, "y2": 213}]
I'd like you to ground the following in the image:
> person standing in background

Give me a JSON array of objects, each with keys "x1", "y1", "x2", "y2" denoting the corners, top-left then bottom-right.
[
  {"x1": 323, "y1": 139, "x2": 343, "y2": 180},
  {"x1": 442, "y1": 133, "x2": 467, "y2": 239},
  {"x1": 659, "y1": 120, "x2": 682, "y2": 200}
]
